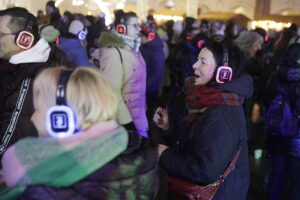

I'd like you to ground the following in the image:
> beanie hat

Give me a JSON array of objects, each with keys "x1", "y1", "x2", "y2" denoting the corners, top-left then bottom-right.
[
  {"x1": 68, "y1": 20, "x2": 85, "y2": 35},
  {"x1": 39, "y1": 25, "x2": 60, "y2": 42}
]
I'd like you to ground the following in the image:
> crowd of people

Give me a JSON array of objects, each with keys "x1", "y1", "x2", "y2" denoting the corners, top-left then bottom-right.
[{"x1": 0, "y1": 1, "x2": 299, "y2": 200}]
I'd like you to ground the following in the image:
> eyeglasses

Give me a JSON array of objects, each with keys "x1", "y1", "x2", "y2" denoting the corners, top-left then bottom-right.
[{"x1": 127, "y1": 23, "x2": 140, "y2": 29}]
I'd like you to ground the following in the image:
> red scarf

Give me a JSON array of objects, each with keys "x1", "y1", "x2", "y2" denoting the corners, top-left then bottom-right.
[{"x1": 185, "y1": 78, "x2": 244, "y2": 111}]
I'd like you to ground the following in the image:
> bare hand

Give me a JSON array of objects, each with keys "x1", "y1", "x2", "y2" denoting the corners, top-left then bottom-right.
[
  {"x1": 158, "y1": 144, "x2": 169, "y2": 157},
  {"x1": 153, "y1": 107, "x2": 170, "y2": 130}
]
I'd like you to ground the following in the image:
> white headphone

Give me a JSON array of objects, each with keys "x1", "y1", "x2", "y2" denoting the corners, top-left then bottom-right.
[{"x1": 46, "y1": 70, "x2": 77, "y2": 138}]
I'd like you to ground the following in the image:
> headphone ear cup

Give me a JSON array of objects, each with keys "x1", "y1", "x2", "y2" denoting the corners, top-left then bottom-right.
[
  {"x1": 15, "y1": 31, "x2": 34, "y2": 49},
  {"x1": 148, "y1": 32, "x2": 155, "y2": 41},
  {"x1": 77, "y1": 30, "x2": 87, "y2": 40},
  {"x1": 116, "y1": 24, "x2": 126, "y2": 34},
  {"x1": 216, "y1": 66, "x2": 233, "y2": 84},
  {"x1": 46, "y1": 105, "x2": 76, "y2": 138}
]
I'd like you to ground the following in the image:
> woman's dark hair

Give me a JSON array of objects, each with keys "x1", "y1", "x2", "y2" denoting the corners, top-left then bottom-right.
[
  {"x1": 274, "y1": 28, "x2": 297, "y2": 54},
  {"x1": 204, "y1": 41, "x2": 244, "y2": 82},
  {"x1": 113, "y1": 10, "x2": 137, "y2": 26},
  {"x1": 46, "y1": 1, "x2": 56, "y2": 9}
]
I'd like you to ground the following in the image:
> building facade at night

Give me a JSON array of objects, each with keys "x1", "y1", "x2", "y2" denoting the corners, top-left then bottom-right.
[{"x1": 0, "y1": 0, "x2": 299, "y2": 21}]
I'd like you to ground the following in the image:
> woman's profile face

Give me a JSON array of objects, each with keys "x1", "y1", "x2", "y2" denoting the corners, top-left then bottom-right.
[
  {"x1": 126, "y1": 17, "x2": 141, "y2": 38},
  {"x1": 192, "y1": 47, "x2": 217, "y2": 85},
  {"x1": 31, "y1": 95, "x2": 48, "y2": 137}
]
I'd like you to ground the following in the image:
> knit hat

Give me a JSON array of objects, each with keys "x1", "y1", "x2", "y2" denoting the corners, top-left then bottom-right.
[
  {"x1": 39, "y1": 25, "x2": 60, "y2": 42},
  {"x1": 68, "y1": 20, "x2": 85, "y2": 35}
]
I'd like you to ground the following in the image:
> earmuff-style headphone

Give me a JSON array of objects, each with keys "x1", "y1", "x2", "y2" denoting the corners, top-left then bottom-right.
[
  {"x1": 215, "y1": 47, "x2": 233, "y2": 84},
  {"x1": 140, "y1": 23, "x2": 156, "y2": 41},
  {"x1": 77, "y1": 27, "x2": 87, "y2": 40},
  {"x1": 15, "y1": 18, "x2": 35, "y2": 49},
  {"x1": 116, "y1": 17, "x2": 126, "y2": 34},
  {"x1": 46, "y1": 70, "x2": 77, "y2": 138},
  {"x1": 68, "y1": 20, "x2": 87, "y2": 40}
]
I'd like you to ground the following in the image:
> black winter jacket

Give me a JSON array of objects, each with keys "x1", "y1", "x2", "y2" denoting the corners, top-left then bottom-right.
[
  {"x1": 160, "y1": 74, "x2": 253, "y2": 200},
  {"x1": 0, "y1": 45, "x2": 73, "y2": 161},
  {"x1": 265, "y1": 43, "x2": 300, "y2": 158}
]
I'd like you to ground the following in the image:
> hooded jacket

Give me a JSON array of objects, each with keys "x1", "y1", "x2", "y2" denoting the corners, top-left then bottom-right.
[
  {"x1": 92, "y1": 31, "x2": 148, "y2": 137},
  {"x1": 160, "y1": 74, "x2": 253, "y2": 200}
]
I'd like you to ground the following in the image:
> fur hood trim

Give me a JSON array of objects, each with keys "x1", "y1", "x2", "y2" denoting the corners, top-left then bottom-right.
[{"x1": 98, "y1": 31, "x2": 126, "y2": 48}]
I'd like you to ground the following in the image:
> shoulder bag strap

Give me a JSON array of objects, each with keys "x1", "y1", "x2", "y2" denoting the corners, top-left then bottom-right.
[
  {"x1": 115, "y1": 47, "x2": 125, "y2": 83},
  {"x1": 0, "y1": 77, "x2": 31, "y2": 155},
  {"x1": 220, "y1": 147, "x2": 242, "y2": 182}
]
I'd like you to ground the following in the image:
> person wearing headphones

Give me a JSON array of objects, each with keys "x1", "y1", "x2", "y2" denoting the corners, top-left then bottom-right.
[
  {"x1": 0, "y1": 67, "x2": 158, "y2": 199},
  {"x1": 0, "y1": 7, "x2": 73, "y2": 162},
  {"x1": 153, "y1": 41, "x2": 252, "y2": 200},
  {"x1": 91, "y1": 10, "x2": 148, "y2": 137},
  {"x1": 59, "y1": 19, "x2": 91, "y2": 67}
]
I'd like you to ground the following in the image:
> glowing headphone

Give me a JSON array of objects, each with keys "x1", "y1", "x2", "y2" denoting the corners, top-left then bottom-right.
[
  {"x1": 77, "y1": 27, "x2": 87, "y2": 40},
  {"x1": 15, "y1": 18, "x2": 35, "y2": 49},
  {"x1": 215, "y1": 47, "x2": 233, "y2": 84},
  {"x1": 140, "y1": 23, "x2": 156, "y2": 41},
  {"x1": 116, "y1": 17, "x2": 126, "y2": 35},
  {"x1": 46, "y1": 70, "x2": 77, "y2": 138}
]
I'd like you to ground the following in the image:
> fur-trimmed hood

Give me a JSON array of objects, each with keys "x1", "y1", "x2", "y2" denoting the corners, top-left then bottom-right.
[{"x1": 98, "y1": 31, "x2": 126, "y2": 48}]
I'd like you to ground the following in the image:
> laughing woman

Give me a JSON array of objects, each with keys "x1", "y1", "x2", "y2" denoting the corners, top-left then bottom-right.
[{"x1": 153, "y1": 41, "x2": 252, "y2": 200}]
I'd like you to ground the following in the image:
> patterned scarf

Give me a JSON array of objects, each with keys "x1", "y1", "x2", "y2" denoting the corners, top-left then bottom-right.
[
  {"x1": 112, "y1": 29, "x2": 141, "y2": 52},
  {"x1": 0, "y1": 120, "x2": 128, "y2": 200},
  {"x1": 185, "y1": 77, "x2": 244, "y2": 113}
]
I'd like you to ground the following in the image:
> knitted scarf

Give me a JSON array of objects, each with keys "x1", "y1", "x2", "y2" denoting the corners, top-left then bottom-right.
[
  {"x1": 0, "y1": 120, "x2": 128, "y2": 200},
  {"x1": 112, "y1": 29, "x2": 141, "y2": 52},
  {"x1": 185, "y1": 77, "x2": 244, "y2": 115}
]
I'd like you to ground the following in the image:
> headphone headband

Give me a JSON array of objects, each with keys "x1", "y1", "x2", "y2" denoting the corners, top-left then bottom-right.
[
  {"x1": 223, "y1": 47, "x2": 229, "y2": 66},
  {"x1": 215, "y1": 45, "x2": 232, "y2": 83},
  {"x1": 56, "y1": 70, "x2": 74, "y2": 105}
]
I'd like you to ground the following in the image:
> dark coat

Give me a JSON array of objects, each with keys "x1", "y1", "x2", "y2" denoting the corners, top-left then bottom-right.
[
  {"x1": 167, "y1": 38, "x2": 201, "y2": 88},
  {"x1": 265, "y1": 43, "x2": 300, "y2": 158},
  {"x1": 18, "y1": 133, "x2": 159, "y2": 200},
  {"x1": 160, "y1": 74, "x2": 253, "y2": 200},
  {"x1": 0, "y1": 46, "x2": 73, "y2": 160},
  {"x1": 140, "y1": 34, "x2": 165, "y2": 94}
]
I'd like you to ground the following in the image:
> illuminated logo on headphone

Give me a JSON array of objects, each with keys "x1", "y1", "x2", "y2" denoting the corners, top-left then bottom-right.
[
  {"x1": 216, "y1": 47, "x2": 233, "y2": 84},
  {"x1": 116, "y1": 17, "x2": 126, "y2": 34},
  {"x1": 78, "y1": 30, "x2": 87, "y2": 40},
  {"x1": 46, "y1": 70, "x2": 77, "y2": 138},
  {"x1": 15, "y1": 20, "x2": 35, "y2": 49}
]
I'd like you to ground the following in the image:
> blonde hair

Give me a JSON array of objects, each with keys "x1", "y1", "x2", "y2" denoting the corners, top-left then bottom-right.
[{"x1": 33, "y1": 67, "x2": 117, "y2": 130}]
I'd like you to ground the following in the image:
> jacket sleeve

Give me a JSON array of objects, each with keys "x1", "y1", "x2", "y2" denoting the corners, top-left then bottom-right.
[
  {"x1": 159, "y1": 109, "x2": 241, "y2": 185},
  {"x1": 98, "y1": 48, "x2": 132, "y2": 124}
]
